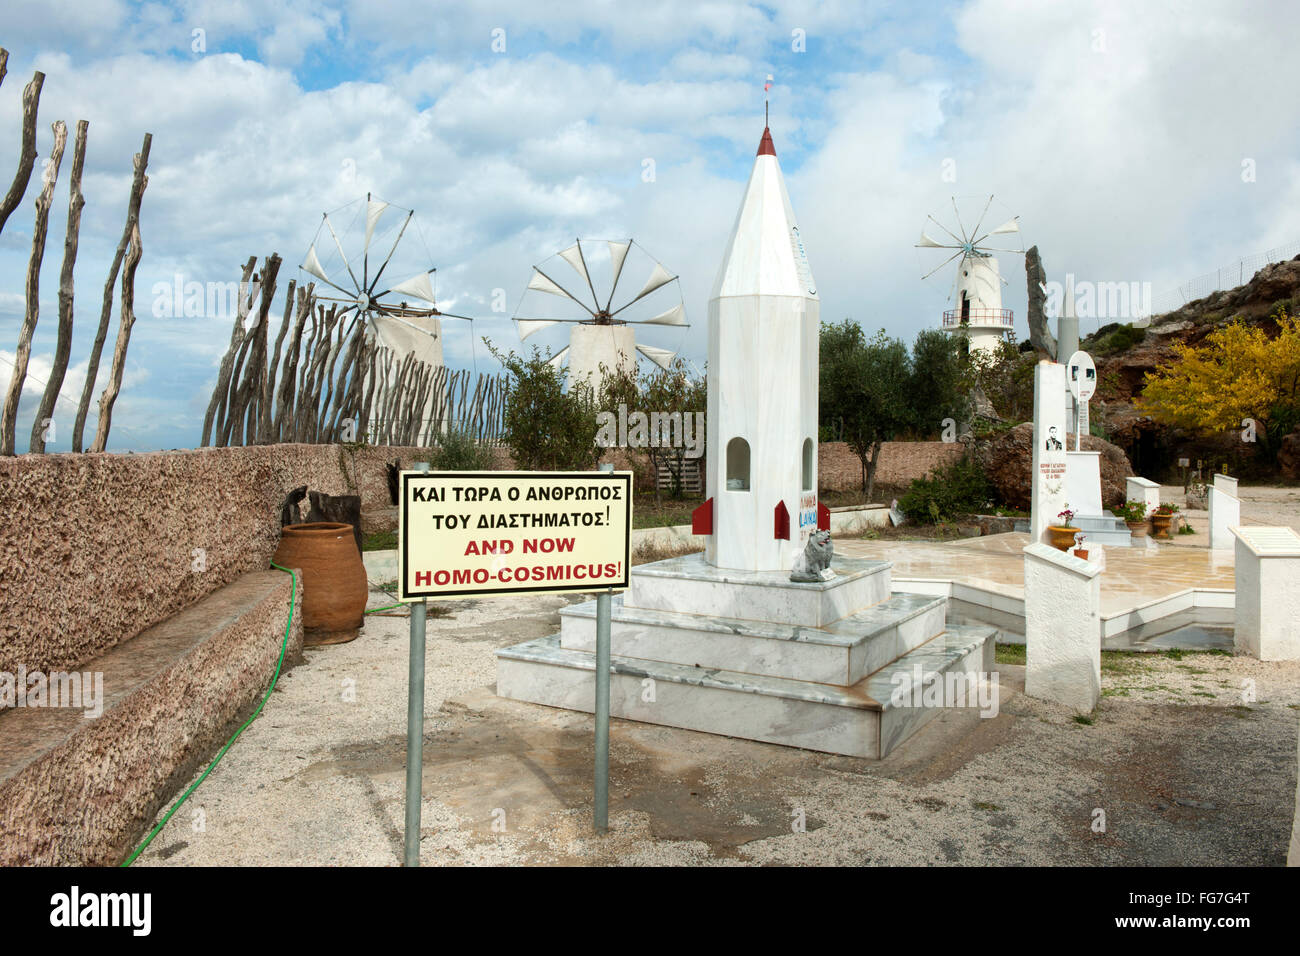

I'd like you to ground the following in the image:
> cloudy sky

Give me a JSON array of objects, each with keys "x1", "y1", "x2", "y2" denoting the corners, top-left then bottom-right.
[{"x1": 1, "y1": 0, "x2": 1297, "y2": 452}]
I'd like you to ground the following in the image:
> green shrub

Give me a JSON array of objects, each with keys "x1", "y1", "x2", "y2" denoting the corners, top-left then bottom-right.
[
  {"x1": 430, "y1": 427, "x2": 493, "y2": 471},
  {"x1": 1093, "y1": 323, "x2": 1146, "y2": 355},
  {"x1": 898, "y1": 457, "x2": 994, "y2": 523}
]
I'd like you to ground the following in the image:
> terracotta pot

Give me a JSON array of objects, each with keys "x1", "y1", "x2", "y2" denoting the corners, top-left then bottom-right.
[
  {"x1": 1151, "y1": 514, "x2": 1173, "y2": 539},
  {"x1": 1073, "y1": 548, "x2": 1089, "y2": 561},
  {"x1": 1047, "y1": 525, "x2": 1078, "y2": 551},
  {"x1": 273, "y1": 522, "x2": 367, "y2": 645},
  {"x1": 1126, "y1": 520, "x2": 1149, "y2": 538}
]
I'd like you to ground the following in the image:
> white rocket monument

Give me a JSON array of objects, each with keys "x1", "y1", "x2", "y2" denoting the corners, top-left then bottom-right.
[{"x1": 698, "y1": 122, "x2": 822, "y2": 572}]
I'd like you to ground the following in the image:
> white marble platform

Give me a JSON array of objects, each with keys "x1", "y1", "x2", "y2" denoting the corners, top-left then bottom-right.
[
  {"x1": 625, "y1": 552, "x2": 892, "y2": 627},
  {"x1": 496, "y1": 625, "x2": 996, "y2": 759},
  {"x1": 558, "y1": 593, "x2": 946, "y2": 685}
]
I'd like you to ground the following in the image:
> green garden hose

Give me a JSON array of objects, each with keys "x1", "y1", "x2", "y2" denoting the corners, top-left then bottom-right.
[{"x1": 120, "y1": 561, "x2": 297, "y2": 866}]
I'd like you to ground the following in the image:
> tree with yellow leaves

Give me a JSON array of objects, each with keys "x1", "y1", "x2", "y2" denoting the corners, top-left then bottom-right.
[{"x1": 1138, "y1": 311, "x2": 1300, "y2": 452}]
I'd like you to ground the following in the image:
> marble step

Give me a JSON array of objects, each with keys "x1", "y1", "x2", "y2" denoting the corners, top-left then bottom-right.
[
  {"x1": 558, "y1": 593, "x2": 947, "y2": 685},
  {"x1": 495, "y1": 624, "x2": 998, "y2": 759},
  {"x1": 1012, "y1": 515, "x2": 1133, "y2": 547},
  {"x1": 624, "y1": 552, "x2": 893, "y2": 627}
]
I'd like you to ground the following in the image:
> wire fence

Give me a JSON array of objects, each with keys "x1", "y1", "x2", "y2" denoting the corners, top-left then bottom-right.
[{"x1": 1149, "y1": 239, "x2": 1300, "y2": 316}]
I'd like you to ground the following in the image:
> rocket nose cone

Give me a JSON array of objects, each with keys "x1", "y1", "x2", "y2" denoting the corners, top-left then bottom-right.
[{"x1": 757, "y1": 127, "x2": 776, "y2": 157}]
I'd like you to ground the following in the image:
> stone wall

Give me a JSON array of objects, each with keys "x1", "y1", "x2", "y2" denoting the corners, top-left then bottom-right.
[
  {"x1": 817, "y1": 441, "x2": 966, "y2": 492},
  {"x1": 0, "y1": 443, "x2": 437, "y2": 679}
]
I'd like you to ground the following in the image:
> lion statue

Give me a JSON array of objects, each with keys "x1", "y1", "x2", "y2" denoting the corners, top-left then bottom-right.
[{"x1": 790, "y1": 530, "x2": 835, "y2": 583}]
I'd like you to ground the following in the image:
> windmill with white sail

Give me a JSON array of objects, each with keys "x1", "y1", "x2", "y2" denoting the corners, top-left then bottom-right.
[
  {"x1": 916, "y1": 196, "x2": 1024, "y2": 355},
  {"x1": 513, "y1": 239, "x2": 688, "y2": 391},
  {"x1": 299, "y1": 193, "x2": 475, "y2": 369}
]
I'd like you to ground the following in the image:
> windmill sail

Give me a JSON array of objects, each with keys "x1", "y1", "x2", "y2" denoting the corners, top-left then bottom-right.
[
  {"x1": 516, "y1": 318, "x2": 563, "y2": 340},
  {"x1": 388, "y1": 271, "x2": 438, "y2": 304},
  {"x1": 365, "y1": 199, "x2": 389, "y2": 253},
  {"x1": 558, "y1": 243, "x2": 591, "y2": 286},
  {"x1": 636, "y1": 343, "x2": 676, "y2": 371},
  {"x1": 630, "y1": 262, "x2": 676, "y2": 304}
]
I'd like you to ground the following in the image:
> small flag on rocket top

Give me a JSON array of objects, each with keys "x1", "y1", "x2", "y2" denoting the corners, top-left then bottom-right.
[
  {"x1": 702, "y1": 120, "x2": 820, "y2": 573},
  {"x1": 764, "y1": 74, "x2": 774, "y2": 92}
]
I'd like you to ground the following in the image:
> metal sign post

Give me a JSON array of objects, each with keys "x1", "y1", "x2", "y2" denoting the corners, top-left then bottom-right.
[
  {"x1": 396, "y1": 465, "x2": 633, "y2": 854},
  {"x1": 1066, "y1": 350, "x2": 1096, "y2": 452},
  {"x1": 403, "y1": 461, "x2": 430, "y2": 867},
  {"x1": 594, "y1": 461, "x2": 614, "y2": 833},
  {"x1": 594, "y1": 588, "x2": 612, "y2": 832}
]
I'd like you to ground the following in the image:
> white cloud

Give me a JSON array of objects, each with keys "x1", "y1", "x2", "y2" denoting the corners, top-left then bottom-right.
[{"x1": 3, "y1": 0, "x2": 1299, "y2": 452}]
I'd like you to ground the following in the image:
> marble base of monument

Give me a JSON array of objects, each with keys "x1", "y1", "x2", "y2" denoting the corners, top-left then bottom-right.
[{"x1": 496, "y1": 553, "x2": 997, "y2": 759}]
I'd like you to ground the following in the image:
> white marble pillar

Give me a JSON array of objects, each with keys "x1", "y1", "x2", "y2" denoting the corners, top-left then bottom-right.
[
  {"x1": 1065, "y1": 451, "x2": 1102, "y2": 516},
  {"x1": 1208, "y1": 474, "x2": 1240, "y2": 551},
  {"x1": 1125, "y1": 477, "x2": 1160, "y2": 515},
  {"x1": 1232, "y1": 526, "x2": 1300, "y2": 661},
  {"x1": 1030, "y1": 361, "x2": 1069, "y2": 545},
  {"x1": 1023, "y1": 542, "x2": 1101, "y2": 712}
]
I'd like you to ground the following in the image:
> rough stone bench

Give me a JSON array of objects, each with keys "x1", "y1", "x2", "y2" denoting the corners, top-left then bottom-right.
[{"x1": 0, "y1": 569, "x2": 301, "y2": 865}]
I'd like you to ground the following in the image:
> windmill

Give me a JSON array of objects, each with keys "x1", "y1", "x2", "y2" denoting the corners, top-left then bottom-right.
[
  {"x1": 299, "y1": 193, "x2": 475, "y2": 370},
  {"x1": 916, "y1": 195, "x2": 1024, "y2": 355},
  {"x1": 512, "y1": 239, "x2": 688, "y2": 390}
]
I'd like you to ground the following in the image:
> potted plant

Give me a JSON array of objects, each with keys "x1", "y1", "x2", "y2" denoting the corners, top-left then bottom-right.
[
  {"x1": 1116, "y1": 499, "x2": 1149, "y2": 538},
  {"x1": 1072, "y1": 533, "x2": 1089, "y2": 561},
  {"x1": 1047, "y1": 505, "x2": 1077, "y2": 551},
  {"x1": 1151, "y1": 503, "x2": 1179, "y2": 539}
]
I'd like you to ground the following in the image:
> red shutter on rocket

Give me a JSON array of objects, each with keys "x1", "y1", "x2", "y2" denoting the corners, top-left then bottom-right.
[
  {"x1": 774, "y1": 501, "x2": 790, "y2": 540},
  {"x1": 817, "y1": 502, "x2": 830, "y2": 531},
  {"x1": 692, "y1": 497, "x2": 713, "y2": 536}
]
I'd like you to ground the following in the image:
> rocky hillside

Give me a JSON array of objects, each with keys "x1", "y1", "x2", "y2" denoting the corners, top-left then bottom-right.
[{"x1": 1088, "y1": 255, "x2": 1300, "y2": 478}]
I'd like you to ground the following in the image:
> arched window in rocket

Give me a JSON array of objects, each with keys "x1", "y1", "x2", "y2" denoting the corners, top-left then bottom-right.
[
  {"x1": 726, "y1": 437, "x2": 750, "y2": 491},
  {"x1": 801, "y1": 438, "x2": 814, "y2": 491}
]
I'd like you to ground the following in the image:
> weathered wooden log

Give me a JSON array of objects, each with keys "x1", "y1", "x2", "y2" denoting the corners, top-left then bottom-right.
[
  {"x1": 200, "y1": 254, "x2": 254, "y2": 447},
  {"x1": 75, "y1": 132, "x2": 151, "y2": 452},
  {"x1": 89, "y1": 211, "x2": 142, "y2": 453},
  {"x1": 305, "y1": 490, "x2": 363, "y2": 555},
  {"x1": 220, "y1": 255, "x2": 279, "y2": 447},
  {"x1": 274, "y1": 283, "x2": 313, "y2": 441},
  {"x1": 260, "y1": 278, "x2": 295, "y2": 444},
  {"x1": 0, "y1": 68, "x2": 43, "y2": 239},
  {"x1": 30, "y1": 118, "x2": 87, "y2": 454},
  {"x1": 1, "y1": 119, "x2": 65, "y2": 456}
]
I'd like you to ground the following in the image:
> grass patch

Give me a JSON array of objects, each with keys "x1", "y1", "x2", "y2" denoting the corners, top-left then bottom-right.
[
  {"x1": 1073, "y1": 714, "x2": 1094, "y2": 725},
  {"x1": 973, "y1": 801, "x2": 1004, "y2": 812},
  {"x1": 631, "y1": 541, "x2": 703, "y2": 566},
  {"x1": 362, "y1": 529, "x2": 397, "y2": 552},
  {"x1": 630, "y1": 494, "x2": 699, "y2": 529},
  {"x1": 995, "y1": 643, "x2": 1026, "y2": 666},
  {"x1": 1101, "y1": 688, "x2": 1131, "y2": 698}
]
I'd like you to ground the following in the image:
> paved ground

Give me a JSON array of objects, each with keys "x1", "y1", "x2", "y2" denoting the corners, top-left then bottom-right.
[{"x1": 134, "y1": 584, "x2": 1300, "y2": 867}]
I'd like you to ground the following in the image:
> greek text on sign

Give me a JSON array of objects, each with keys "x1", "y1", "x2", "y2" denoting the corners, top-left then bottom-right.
[{"x1": 399, "y1": 471, "x2": 632, "y2": 600}]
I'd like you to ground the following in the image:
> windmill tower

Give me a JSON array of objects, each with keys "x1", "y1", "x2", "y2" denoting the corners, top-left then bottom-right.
[
  {"x1": 916, "y1": 196, "x2": 1023, "y2": 355},
  {"x1": 513, "y1": 239, "x2": 687, "y2": 391}
]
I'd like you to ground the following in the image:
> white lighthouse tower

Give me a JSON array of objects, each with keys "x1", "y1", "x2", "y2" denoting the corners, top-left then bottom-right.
[{"x1": 703, "y1": 122, "x2": 821, "y2": 572}]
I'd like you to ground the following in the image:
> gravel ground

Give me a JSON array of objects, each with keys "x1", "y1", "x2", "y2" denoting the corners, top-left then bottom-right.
[
  {"x1": 131, "y1": 583, "x2": 1300, "y2": 867},
  {"x1": 1160, "y1": 483, "x2": 1300, "y2": 540}
]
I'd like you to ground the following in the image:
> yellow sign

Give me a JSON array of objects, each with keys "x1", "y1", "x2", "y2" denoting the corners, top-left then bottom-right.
[{"x1": 398, "y1": 471, "x2": 633, "y2": 601}]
